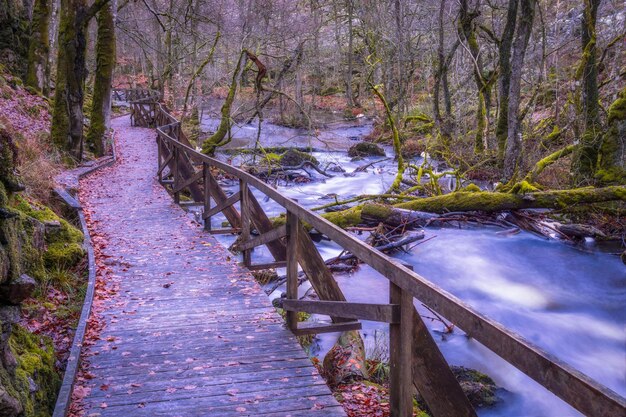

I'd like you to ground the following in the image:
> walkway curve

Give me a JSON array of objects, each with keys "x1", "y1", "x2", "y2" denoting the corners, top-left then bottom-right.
[{"x1": 72, "y1": 115, "x2": 344, "y2": 416}]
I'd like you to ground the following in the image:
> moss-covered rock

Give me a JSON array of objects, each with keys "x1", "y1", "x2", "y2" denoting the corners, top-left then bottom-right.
[
  {"x1": 279, "y1": 149, "x2": 319, "y2": 167},
  {"x1": 12, "y1": 196, "x2": 84, "y2": 269},
  {"x1": 450, "y1": 366, "x2": 498, "y2": 407},
  {"x1": 7, "y1": 324, "x2": 60, "y2": 417},
  {"x1": 348, "y1": 142, "x2": 386, "y2": 157}
]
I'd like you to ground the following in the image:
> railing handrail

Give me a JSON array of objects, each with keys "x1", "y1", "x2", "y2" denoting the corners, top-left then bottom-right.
[{"x1": 114, "y1": 88, "x2": 626, "y2": 417}]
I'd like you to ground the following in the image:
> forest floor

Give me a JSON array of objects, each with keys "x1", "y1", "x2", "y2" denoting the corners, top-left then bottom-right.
[{"x1": 68, "y1": 116, "x2": 344, "y2": 416}]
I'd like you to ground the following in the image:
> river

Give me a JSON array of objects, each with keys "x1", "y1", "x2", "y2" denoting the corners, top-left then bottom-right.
[{"x1": 200, "y1": 116, "x2": 626, "y2": 417}]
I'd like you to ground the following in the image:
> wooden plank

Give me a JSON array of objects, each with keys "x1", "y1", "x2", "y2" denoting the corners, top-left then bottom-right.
[
  {"x1": 282, "y1": 300, "x2": 399, "y2": 323},
  {"x1": 285, "y1": 211, "x2": 299, "y2": 330},
  {"x1": 411, "y1": 307, "x2": 476, "y2": 417},
  {"x1": 172, "y1": 166, "x2": 203, "y2": 193},
  {"x1": 389, "y1": 284, "x2": 414, "y2": 417},
  {"x1": 246, "y1": 261, "x2": 287, "y2": 271},
  {"x1": 205, "y1": 168, "x2": 242, "y2": 228},
  {"x1": 235, "y1": 224, "x2": 288, "y2": 252},
  {"x1": 208, "y1": 228, "x2": 241, "y2": 235},
  {"x1": 203, "y1": 162, "x2": 211, "y2": 231},
  {"x1": 203, "y1": 192, "x2": 240, "y2": 219},
  {"x1": 246, "y1": 189, "x2": 288, "y2": 261},
  {"x1": 295, "y1": 223, "x2": 352, "y2": 322},
  {"x1": 172, "y1": 147, "x2": 180, "y2": 204},
  {"x1": 240, "y1": 180, "x2": 252, "y2": 267},
  {"x1": 292, "y1": 321, "x2": 361, "y2": 336}
]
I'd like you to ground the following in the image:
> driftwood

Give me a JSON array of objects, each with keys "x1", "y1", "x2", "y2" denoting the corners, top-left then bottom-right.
[{"x1": 250, "y1": 161, "x2": 335, "y2": 179}]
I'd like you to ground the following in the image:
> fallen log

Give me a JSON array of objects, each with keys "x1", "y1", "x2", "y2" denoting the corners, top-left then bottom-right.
[{"x1": 394, "y1": 186, "x2": 626, "y2": 213}]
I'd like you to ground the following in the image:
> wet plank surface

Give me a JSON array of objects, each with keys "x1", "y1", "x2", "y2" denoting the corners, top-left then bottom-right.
[{"x1": 74, "y1": 115, "x2": 344, "y2": 416}]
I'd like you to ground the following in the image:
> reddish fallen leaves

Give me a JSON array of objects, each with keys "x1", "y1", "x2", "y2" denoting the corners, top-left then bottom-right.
[{"x1": 334, "y1": 382, "x2": 392, "y2": 417}]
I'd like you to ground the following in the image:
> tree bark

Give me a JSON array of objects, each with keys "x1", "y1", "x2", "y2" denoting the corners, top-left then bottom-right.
[
  {"x1": 51, "y1": 0, "x2": 111, "y2": 161},
  {"x1": 572, "y1": 0, "x2": 603, "y2": 184},
  {"x1": 26, "y1": 0, "x2": 51, "y2": 94},
  {"x1": 458, "y1": 0, "x2": 490, "y2": 154},
  {"x1": 503, "y1": 0, "x2": 535, "y2": 181},
  {"x1": 51, "y1": 0, "x2": 87, "y2": 161},
  {"x1": 87, "y1": 0, "x2": 116, "y2": 156},
  {"x1": 596, "y1": 88, "x2": 626, "y2": 184},
  {"x1": 495, "y1": 0, "x2": 519, "y2": 164},
  {"x1": 201, "y1": 50, "x2": 245, "y2": 155}
]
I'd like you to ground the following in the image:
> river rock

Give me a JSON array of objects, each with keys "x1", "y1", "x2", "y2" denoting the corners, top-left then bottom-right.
[
  {"x1": 280, "y1": 149, "x2": 319, "y2": 166},
  {"x1": 0, "y1": 274, "x2": 36, "y2": 304},
  {"x1": 348, "y1": 142, "x2": 385, "y2": 157},
  {"x1": 451, "y1": 366, "x2": 499, "y2": 407}
]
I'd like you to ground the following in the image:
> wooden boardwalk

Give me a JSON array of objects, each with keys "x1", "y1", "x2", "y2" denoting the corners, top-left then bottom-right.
[{"x1": 74, "y1": 116, "x2": 345, "y2": 416}]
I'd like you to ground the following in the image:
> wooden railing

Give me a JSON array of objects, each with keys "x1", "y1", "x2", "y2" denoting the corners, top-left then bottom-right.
[{"x1": 115, "y1": 88, "x2": 626, "y2": 417}]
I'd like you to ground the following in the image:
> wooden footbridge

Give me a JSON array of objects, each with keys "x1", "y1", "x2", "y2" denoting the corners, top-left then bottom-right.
[{"x1": 63, "y1": 88, "x2": 624, "y2": 417}]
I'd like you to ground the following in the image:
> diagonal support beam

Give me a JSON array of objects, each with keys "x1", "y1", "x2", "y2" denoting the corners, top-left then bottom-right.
[
  {"x1": 234, "y1": 224, "x2": 288, "y2": 252},
  {"x1": 203, "y1": 192, "x2": 241, "y2": 219}
]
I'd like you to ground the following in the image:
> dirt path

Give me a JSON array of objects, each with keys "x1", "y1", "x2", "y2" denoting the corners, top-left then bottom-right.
[{"x1": 70, "y1": 115, "x2": 344, "y2": 416}]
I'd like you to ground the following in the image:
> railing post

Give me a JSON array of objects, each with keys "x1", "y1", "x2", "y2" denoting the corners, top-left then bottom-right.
[
  {"x1": 285, "y1": 211, "x2": 300, "y2": 330},
  {"x1": 157, "y1": 134, "x2": 163, "y2": 183},
  {"x1": 173, "y1": 147, "x2": 180, "y2": 204},
  {"x1": 389, "y1": 282, "x2": 414, "y2": 417},
  {"x1": 203, "y1": 162, "x2": 211, "y2": 231},
  {"x1": 239, "y1": 180, "x2": 251, "y2": 267}
]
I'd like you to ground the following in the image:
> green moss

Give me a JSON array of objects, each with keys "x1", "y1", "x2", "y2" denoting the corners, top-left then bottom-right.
[
  {"x1": 0, "y1": 182, "x2": 7, "y2": 206},
  {"x1": 321, "y1": 207, "x2": 363, "y2": 228},
  {"x1": 14, "y1": 196, "x2": 83, "y2": 244},
  {"x1": 361, "y1": 203, "x2": 392, "y2": 219},
  {"x1": 11, "y1": 196, "x2": 84, "y2": 270},
  {"x1": 462, "y1": 183, "x2": 481, "y2": 193},
  {"x1": 607, "y1": 89, "x2": 626, "y2": 123},
  {"x1": 9, "y1": 324, "x2": 60, "y2": 417},
  {"x1": 509, "y1": 180, "x2": 540, "y2": 194},
  {"x1": 597, "y1": 88, "x2": 626, "y2": 185},
  {"x1": 43, "y1": 242, "x2": 84, "y2": 268}
]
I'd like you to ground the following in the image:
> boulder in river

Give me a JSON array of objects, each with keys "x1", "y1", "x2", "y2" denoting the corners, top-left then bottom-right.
[
  {"x1": 348, "y1": 142, "x2": 386, "y2": 157},
  {"x1": 279, "y1": 149, "x2": 319, "y2": 166}
]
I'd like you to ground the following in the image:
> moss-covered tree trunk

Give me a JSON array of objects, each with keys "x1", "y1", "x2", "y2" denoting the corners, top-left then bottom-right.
[
  {"x1": 51, "y1": 0, "x2": 87, "y2": 161},
  {"x1": 25, "y1": 0, "x2": 51, "y2": 94},
  {"x1": 51, "y1": 0, "x2": 110, "y2": 161},
  {"x1": 86, "y1": 0, "x2": 116, "y2": 156},
  {"x1": 503, "y1": 0, "x2": 535, "y2": 181},
  {"x1": 458, "y1": 0, "x2": 490, "y2": 154},
  {"x1": 495, "y1": 0, "x2": 519, "y2": 164},
  {"x1": 319, "y1": 186, "x2": 626, "y2": 228},
  {"x1": 572, "y1": 0, "x2": 602, "y2": 184},
  {"x1": 201, "y1": 50, "x2": 245, "y2": 155},
  {"x1": 596, "y1": 88, "x2": 626, "y2": 184}
]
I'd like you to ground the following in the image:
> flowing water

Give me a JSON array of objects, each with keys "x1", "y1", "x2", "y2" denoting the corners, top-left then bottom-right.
[{"x1": 200, "y1": 116, "x2": 626, "y2": 417}]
